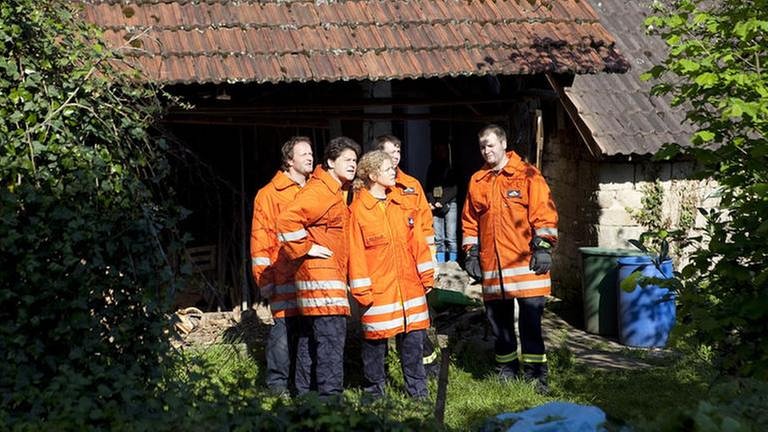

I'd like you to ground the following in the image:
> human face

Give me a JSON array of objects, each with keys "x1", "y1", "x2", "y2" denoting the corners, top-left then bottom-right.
[
  {"x1": 381, "y1": 141, "x2": 401, "y2": 168},
  {"x1": 288, "y1": 141, "x2": 314, "y2": 176},
  {"x1": 372, "y1": 158, "x2": 397, "y2": 188},
  {"x1": 328, "y1": 148, "x2": 358, "y2": 183},
  {"x1": 479, "y1": 131, "x2": 507, "y2": 169}
]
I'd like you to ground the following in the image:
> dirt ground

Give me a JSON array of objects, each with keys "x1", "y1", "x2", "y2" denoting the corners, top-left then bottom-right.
[{"x1": 171, "y1": 262, "x2": 670, "y2": 371}]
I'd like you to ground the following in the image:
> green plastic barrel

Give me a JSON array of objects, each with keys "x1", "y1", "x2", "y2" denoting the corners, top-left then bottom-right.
[{"x1": 579, "y1": 247, "x2": 644, "y2": 336}]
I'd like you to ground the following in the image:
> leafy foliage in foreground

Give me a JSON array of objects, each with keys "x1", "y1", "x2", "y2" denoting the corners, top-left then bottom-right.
[
  {"x1": 645, "y1": 0, "x2": 768, "y2": 378},
  {"x1": 0, "y1": 0, "x2": 182, "y2": 425}
]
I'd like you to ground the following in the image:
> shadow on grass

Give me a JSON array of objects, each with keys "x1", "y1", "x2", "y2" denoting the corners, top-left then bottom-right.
[{"x1": 552, "y1": 357, "x2": 711, "y2": 429}]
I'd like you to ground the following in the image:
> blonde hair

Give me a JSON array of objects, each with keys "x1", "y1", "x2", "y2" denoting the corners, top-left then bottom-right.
[{"x1": 353, "y1": 150, "x2": 392, "y2": 190}]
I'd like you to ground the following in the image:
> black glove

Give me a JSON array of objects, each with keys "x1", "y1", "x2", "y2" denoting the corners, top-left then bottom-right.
[
  {"x1": 529, "y1": 249, "x2": 552, "y2": 275},
  {"x1": 464, "y1": 245, "x2": 482, "y2": 282},
  {"x1": 529, "y1": 236, "x2": 553, "y2": 275}
]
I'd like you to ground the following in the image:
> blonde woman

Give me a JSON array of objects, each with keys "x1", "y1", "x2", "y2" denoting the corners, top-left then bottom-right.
[{"x1": 348, "y1": 150, "x2": 435, "y2": 399}]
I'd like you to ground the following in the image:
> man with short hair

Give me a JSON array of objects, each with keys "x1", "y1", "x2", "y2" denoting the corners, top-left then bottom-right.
[
  {"x1": 250, "y1": 136, "x2": 314, "y2": 396},
  {"x1": 462, "y1": 124, "x2": 558, "y2": 392},
  {"x1": 276, "y1": 136, "x2": 361, "y2": 397},
  {"x1": 373, "y1": 134, "x2": 439, "y2": 375}
]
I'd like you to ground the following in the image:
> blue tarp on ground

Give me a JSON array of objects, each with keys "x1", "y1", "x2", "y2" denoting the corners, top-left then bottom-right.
[{"x1": 493, "y1": 401, "x2": 607, "y2": 432}]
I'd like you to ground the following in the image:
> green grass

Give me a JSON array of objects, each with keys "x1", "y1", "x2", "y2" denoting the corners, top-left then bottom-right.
[{"x1": 175, "y1": 332, "x2": 722, "y2": 431}]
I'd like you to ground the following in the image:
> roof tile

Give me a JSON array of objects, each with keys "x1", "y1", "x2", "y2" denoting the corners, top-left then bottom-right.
[
  {"x1": 78, "y1": 0, "x2": 627, "y2": 84},
  {"x1": 565, "y1": 0, "x2": 693, "y2": 156}
]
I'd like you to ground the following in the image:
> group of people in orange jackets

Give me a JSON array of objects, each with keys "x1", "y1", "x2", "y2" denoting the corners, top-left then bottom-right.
[{"x1": 250, "y1": 125, "x2": 558, "y2": 399}]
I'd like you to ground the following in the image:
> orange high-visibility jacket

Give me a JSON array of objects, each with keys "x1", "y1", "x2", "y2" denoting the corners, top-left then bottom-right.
[
  {"x1": 462, "y1": 152, "x2": 558, "y2": 301},
  {"x1": 393, "y1": 169, "x2": 435, "y2": 247},
  {"x1": 250, "y1": 171, "x2": 302, "y2": 318},
  {"x1": 276, "y1": 166, "x2": 351, "y2": 316},
  {"x1": 348, "y1": 188, "x2": 435, "y2": 340}
]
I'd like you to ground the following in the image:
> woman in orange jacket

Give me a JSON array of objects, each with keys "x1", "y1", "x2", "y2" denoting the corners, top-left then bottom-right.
[{"x1": 348, "y1": 150, "x2": 435, "y2": 399}]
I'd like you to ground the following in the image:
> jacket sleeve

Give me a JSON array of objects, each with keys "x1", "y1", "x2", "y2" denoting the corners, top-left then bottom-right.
[
  {"x1": 348, "y1": 215, "x2": 375, "y2": 307},
  {"x1": 461, "y1": 182, "x2": 480, "y2": 251},
  {"x1": 250, "y1": 192, "x2": 275, "y2": 295},
  {"x1": 411, "y1": 212, "x2": 436, "y2": 288},
  {"x1": 275, "y1": 188, "x2": 328, "y2": 260},
  {"x1": 528, "y1": 173, "x2": 559, "y2": 245}
]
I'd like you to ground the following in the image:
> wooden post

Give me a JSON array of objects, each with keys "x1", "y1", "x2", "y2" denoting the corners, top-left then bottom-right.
[
  {"x1": 239, "y1": 130, "x2": 250, "y2": 312},
  {"x1": 535, "y1": 109, "x2": 544, "y2": 170}
]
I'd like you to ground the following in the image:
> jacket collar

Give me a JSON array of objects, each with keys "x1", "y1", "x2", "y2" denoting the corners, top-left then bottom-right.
[
  {"x1": 357, "y1": 188, "x2": 381, "y2": 210},
  {"x1": 474, "y1": 151, "x2": 524, "y2": 181},
  {"x1": 272, "y1": 170, "x2": 302, "y2": 191},
  {"x1": 312, "y1": 165, "x2": 342, "y2": 194},
  {"x1": 395, "y1": 168, "x2": 417, "y2": 192}
]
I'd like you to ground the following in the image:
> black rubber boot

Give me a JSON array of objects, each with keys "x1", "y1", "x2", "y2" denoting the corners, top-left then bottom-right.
[
  {"x1": 523, "y1": 363, "x2": 549, "y2": 394},
  {"x1": 496, "y1": 359, "x2": 520, "y2": 381}
]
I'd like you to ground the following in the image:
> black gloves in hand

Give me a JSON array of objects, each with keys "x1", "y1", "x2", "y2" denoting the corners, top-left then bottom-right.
[
  {"x1": 464, "y1": 245, "x2": 482, "y2": 282},
  {"x1": 529, "y1": 249, "x2": 552, "y2": 275},
  {"x1": 529, "y1": 236, "x2": 553, "y2": 275}
]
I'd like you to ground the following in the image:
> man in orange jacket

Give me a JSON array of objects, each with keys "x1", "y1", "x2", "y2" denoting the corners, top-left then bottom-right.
[
  {"x1": 250, "y1": 136, "x2": 314, "y2": 396},
  {"x1": 462, "y1": 124, "x2": 558, "y2": 392},
  {"x1": 276, "y1": 136, "x2": 361, "y2": 397},
  {"x1": 374, "y1": 135, "x2": 440, "y2": 376}
]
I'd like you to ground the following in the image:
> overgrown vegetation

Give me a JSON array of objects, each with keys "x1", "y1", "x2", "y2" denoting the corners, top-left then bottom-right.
[
  {"x1": 163, "y1": 330, "x2": 768, "y2": 432},
  {"x1": 0, "y1": 0, "x2": 184, "y2": 426},
  {"x1": 626, "y1": 178, "x2": 698, "y2": 263},
  {"x1": 644, "y1": 0, "x2": 768, "y2": 378}
]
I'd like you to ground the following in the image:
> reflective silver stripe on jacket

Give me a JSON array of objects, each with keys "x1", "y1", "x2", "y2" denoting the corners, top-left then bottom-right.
[
  {"x1": 406, "y1": 311, "x2": 430, "y2": 326},
  {"x1": 277, "y1": 228, "x2": 307, "y2": 242},
  {"x1": 417, "y1": 261, "x2": 434, "y2": 273},
  {"x1": 483, "y1": 265, "x2": 536, "y2": 280},
  {"x1": 483, "y1": 279, "x2": 551, "y2": 294},
  {"x1": 363, "y1": 317, "x2": 405, "y2": 332},
  {"x1": 349, "y1": 278, "x2": 372, "y2": 289},
  {"x1": 251, "y1": 257, "x2": 271, "y2": 266},
  {"x1": 365, "y1": 302, "x2": 402, "y2": 316},
  {"x1": 295, "y1": 280, "x2": 347, "y2": 291},
  {"x1": 297, "y1": 297, "x2": 349, "y2": 308},
  {"x1": 403, "y1": 296, "x2": 426, "y2": 310}
]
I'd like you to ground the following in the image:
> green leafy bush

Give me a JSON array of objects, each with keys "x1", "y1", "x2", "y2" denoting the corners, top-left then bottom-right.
[
  {"x1": 645, "y1": 0, "x2": 768, "y2": 378},
  {"x1": 643, "y1": 378, "x2": 768, "y2": 432},
  {"x1": 0, "y1": 0, "x2": 182, "y2": 426}
]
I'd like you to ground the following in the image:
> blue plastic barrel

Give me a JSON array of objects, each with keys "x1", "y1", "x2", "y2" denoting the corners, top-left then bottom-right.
[{"x1": 617, "y1": 256, "x2": 676, "y2": 348}]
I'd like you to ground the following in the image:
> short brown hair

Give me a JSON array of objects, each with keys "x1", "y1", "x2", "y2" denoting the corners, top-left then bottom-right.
[
  {"x1": 280, "y1": 136, "x2": 311, "y2": 171},
  {"x1": 373, "y1": 134, "x2": 401, "y2": 150},
  {"x1": 478, "y1": 124, "x2": 507, "y2": 141},
  {"x1": 323, "y1": 136, "x2": 361, "y2": 169}
]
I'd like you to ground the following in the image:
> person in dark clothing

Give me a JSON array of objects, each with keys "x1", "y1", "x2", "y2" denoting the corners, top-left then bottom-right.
[{"x1": 426, "y1": 142, "x2": 458, "y2": 262}]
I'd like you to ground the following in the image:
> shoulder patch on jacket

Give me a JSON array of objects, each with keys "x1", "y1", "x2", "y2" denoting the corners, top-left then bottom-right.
[{"x1": 507, "y1": 189, "x2": 522, "y2": 198}]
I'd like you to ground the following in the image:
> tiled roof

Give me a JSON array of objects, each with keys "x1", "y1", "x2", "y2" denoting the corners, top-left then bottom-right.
[
  {"x1": 563, "y1": 0, "x2": 693, "y2": 156},
  {"x1": 76, "y1": 0, "x2": 629, "y2": 84}
]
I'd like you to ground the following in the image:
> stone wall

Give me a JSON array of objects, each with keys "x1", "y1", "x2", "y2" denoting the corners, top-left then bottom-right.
[
  {"x1": 542, "y1": 106, "x2": 716, "y2": 305},
  {"x1": 541, "y1": 112, "x2": 599, "y2": 304}
]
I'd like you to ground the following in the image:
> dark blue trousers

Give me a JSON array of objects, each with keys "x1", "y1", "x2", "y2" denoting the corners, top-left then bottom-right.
[
  {"x1": 485, "y1": 297, "x2": 546, "y2": 370},
  {"x1": 265, "y1": 316, "x2": 300, "y2": 393},
  {"x1": 295, "y1": 315, "x2": 346, "y2": 396},
  {"x1": 362, "y1": 330, "x2": 428, "y2": 398}
]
